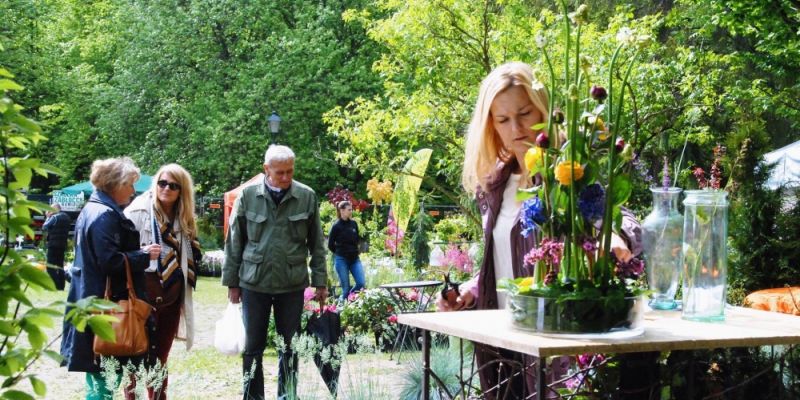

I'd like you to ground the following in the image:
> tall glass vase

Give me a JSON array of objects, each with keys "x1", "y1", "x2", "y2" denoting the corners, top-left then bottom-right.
[
  {"x1": 681, "y1": 190, "x2": 728, "y2": 321},
  {"x1": 642, "y1": 187, "x2": 683, "y2": 310}
]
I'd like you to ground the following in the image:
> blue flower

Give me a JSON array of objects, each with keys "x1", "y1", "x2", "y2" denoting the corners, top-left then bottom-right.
[
  {"x1": 578, "y1": 183, "x2": 605, "y2": 221},
  {"x1": 520, "y1": 196, "x2": 547, "y2": 237}
]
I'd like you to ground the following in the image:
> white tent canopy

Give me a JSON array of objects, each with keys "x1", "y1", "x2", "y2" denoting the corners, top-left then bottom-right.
[{"x1": 764, "y1": 140, "x2": 800, "y2": 190}]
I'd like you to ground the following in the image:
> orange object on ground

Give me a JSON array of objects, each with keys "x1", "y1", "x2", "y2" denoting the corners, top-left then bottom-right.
[{"x1": 744, "y1": 287, "x2": 800, "y2": 316}]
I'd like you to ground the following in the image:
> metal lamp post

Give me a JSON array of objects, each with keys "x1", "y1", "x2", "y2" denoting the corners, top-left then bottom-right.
[{"x1": 268, "y1": 111, "x2": 282, "y2": 144}]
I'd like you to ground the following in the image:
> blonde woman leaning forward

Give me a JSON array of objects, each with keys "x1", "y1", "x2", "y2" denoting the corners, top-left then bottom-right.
[
  {"x1": 60, "y1": 157, "x2": 160, "y2": 400},
  {"x1": 437, "y1": 62, "x2": 643, "y2": 399},
  {"x1": 125, "y1": 164, "x2": 201, "y2": 400}
]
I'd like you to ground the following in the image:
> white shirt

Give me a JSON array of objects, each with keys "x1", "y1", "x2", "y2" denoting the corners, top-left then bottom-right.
[{"x1": 492, "y1": 174, "x2": 522, "y2": 308}]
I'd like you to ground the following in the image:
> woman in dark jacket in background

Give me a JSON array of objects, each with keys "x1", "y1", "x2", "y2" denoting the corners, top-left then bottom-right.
[
  {"x1": 328, "y1": 200, "x2": 366, "y2": 300},
  {"x1": 60, "y1": 157, "x2": 161, "y2": 400}
]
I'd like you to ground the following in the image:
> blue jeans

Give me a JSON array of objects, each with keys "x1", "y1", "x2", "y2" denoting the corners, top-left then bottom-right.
[
  {"x1": 334, "y1": 255, "x2": 365, "y2": 300},
  {"x1": 241, "y1": 288, "x2": 304, "y2": 400}
]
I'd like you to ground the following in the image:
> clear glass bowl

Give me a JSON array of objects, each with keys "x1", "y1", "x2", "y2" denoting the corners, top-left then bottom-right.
[{"x1": 508, "y1": 294, "x2": 644, "y2": 334}]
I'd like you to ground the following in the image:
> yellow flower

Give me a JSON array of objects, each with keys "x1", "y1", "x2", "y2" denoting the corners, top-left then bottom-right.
[
  {"x1": 524, "y1": 147, "x2": 545, "y2": 171},
  {"x1": 590, "y1": 116, "x2": 608, "y2": 140},
  {"x1": 555, "y1": 161, "x2": 585, "y2": 185},
  {"x1": 519, "y1": 277, "x2": 535, "y2": 288}
]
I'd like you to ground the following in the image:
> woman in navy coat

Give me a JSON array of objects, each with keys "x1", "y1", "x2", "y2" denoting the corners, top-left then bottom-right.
[{"x1": 60, "y1": 157, "x2": 161, "y2": 400}]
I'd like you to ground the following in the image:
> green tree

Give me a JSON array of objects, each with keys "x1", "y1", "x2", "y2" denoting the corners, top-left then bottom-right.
[{"x1": 0, "y1": 55, "x2": 116, "y2": 399}]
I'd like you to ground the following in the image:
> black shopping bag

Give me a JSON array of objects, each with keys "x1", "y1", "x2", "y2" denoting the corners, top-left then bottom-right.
[{"x1": 305, "y1": 310, "x2": 343, "y2": 397}]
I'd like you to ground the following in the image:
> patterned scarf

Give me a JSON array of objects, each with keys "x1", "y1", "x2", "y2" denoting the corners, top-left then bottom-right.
[{"x1": 152, "y1": 208, "x2": 200, "y2": 289}]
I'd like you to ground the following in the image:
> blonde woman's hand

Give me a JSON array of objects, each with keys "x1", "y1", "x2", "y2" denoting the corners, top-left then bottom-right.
[
  {"x1": 143, "y1": 244, "x2": 162, "y2": 260},
  {"x1": 436, "y1": 288, "x2": 475, "y2": 312}
]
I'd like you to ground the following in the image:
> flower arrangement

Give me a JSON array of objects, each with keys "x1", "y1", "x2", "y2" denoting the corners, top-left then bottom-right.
[
  {"x1": 502, "y1": 3, "x2": 650, "y2": 316},
  {"x1": 339, "y1": 288, "x2": 399, "y2": 343}
]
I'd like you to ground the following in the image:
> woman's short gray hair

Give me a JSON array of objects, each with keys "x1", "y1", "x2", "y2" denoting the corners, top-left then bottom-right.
[
  {"x1": 90, "y1": 157, "x2": 140, "y2": 194},
  {"x1": 263, "y1": 145, "x2": 296, "y2": 165}
]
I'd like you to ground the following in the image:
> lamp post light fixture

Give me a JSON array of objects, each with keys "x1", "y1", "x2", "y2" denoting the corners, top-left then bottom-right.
[{"x1": 268, "y1": 110, "x2": 282, "y2": 144}]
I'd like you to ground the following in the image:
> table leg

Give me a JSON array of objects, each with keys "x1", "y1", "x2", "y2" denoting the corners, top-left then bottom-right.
[
  {"x1": 536, "y1": 356, "x2": 545, "y2": 400},
  {"x1": 422, "y1": 329, "x2": 431, "y2": 400}
]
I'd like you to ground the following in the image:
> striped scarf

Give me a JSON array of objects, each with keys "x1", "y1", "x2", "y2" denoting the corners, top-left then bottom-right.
[{"x1": 152, "y1": 209, "x2": 200, "y2": 289}]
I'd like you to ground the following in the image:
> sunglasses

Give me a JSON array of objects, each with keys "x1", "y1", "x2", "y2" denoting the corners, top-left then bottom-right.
[{"x1": 157, "y1": 180, "x2": 181, "y2": 191}]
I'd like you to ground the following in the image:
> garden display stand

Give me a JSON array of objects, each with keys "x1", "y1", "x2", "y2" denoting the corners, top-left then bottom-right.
[{"x1": 379, "y1": 280, "x2": 442, "y2": 361}]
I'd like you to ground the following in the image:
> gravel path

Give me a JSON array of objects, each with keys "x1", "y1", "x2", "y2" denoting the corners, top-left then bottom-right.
[{"x1": 25, "y1": 280, "x2": 411, "y2": 400}]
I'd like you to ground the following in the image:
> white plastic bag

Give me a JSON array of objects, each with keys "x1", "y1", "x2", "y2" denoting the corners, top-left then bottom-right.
[{"x1": 214, "y1": 302, "x2": 246, "y2": 355}]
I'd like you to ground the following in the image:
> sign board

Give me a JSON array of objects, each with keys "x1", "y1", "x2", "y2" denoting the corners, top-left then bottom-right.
[{"x1": 51, "y1": 190, "x2": 85, "y2": 212}]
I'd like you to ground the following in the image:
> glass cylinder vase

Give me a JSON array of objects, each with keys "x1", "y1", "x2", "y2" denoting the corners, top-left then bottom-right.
[
  {"x1": 642, "y1": 187, "x2": 683, "y2": 310},
  {"x1": 681, "y1": 190, "x2": 728, "y2": 321}
]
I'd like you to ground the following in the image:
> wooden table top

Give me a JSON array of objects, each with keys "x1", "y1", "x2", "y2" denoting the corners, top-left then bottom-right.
[{"x1": 398, "y1": 306, "x2": 800, "y2": 357}]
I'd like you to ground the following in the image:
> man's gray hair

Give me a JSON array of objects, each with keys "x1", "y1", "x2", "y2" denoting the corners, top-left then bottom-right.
[{"x1": 264, "y1": 145, "x2": 295, "y2": 165}]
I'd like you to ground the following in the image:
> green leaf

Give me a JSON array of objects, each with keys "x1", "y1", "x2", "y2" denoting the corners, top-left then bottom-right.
[
  {"x1": 17, "y1": 266, "x2": 55, "y2": 291},
  {"x1": 0, "y1": 68, "x2": 13, "y2": 78},
  {"x1": 531, "y1": 122, "x2": 547, "y2": 131},
  {"x1": 1, "y1": 389, "x2": 35, "y2": 400},
  {"x1": 0, "y1": 320, "x2": 17, "y2": 336},
  {"x1": 0, "y1": 79, "x2": 24, "y2": 91},
  {"x1": 28, "y1": 377, "x2": 46, "y2": 397},
  {"x1": 391, "y1": 148, "x2": 433, "y2": 232},
  {"x1": 609, "y1": 175, "x2": 632, "y2": 206},
  {"x1": 42, "y1": 350, "x2": 63, "y2": 364},
  {"x1": 22, "y1": 324, "x2": 46, "y2": 349},
  {"x1": 87, "y1": 315, "x2": 118, "y2": 341}
]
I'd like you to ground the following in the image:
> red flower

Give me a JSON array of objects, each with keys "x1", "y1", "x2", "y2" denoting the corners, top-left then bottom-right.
[{"x1": 387, "y1": 315, "x2": 398, "y2": 324}]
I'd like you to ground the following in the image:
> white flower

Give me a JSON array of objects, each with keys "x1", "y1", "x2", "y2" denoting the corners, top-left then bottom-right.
[
  {"x1": 534, "y1": 33, "x2": 547, "y2": 49},
  {"x1": 616, "y1": 27, "x2": 635, "y2": 45}
]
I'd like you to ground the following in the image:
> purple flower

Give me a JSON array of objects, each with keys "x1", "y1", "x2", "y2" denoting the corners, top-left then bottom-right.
[
  {"x1": 613, "y1": 254, "x2": 645, "y2": 279},
  {"x1": 578, "y1": 183, "x2": 605, "y2": 221},
  {"x1": 590, "y1": 85, "x2": 608, "y2": 102},
  {"x1": 552, "y1": 108, "x2": 565, "y2": 124},
  {"x1": 520, "y1": 196, "x2": 547, "y2": 238},
  {"x1": 581, "y1": 237, "x2": 598, "y2": 252},
  {"x1": 662, "y1": 156, "x2": 671, "y2": 189},
  {"x1": 632, "y1": 152, "x2": 654, "y2": 185}
]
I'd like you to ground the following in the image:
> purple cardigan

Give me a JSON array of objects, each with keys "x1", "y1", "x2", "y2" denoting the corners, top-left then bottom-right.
[{"x1": 467, "y1": 159, "x2": 643, "y2": 398}]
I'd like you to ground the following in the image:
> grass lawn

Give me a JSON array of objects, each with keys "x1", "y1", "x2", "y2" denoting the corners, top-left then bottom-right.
[{"x1": 24, "y1": 276, "x2": 415, "y2": 399}]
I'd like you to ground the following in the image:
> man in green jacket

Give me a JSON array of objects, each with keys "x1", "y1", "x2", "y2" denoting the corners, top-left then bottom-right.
[{"x1": 223, "y1": 144, "x2": 328, "y2": 400}]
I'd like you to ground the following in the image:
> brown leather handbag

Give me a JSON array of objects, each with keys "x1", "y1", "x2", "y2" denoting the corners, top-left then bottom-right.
[{"x1": 93, "y1": 254, "x2": 153, "y2": 357}]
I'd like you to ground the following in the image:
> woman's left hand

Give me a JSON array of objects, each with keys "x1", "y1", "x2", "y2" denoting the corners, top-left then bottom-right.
[{"x1": 610, "y1": 233, "x2": 632, "y2": 262}]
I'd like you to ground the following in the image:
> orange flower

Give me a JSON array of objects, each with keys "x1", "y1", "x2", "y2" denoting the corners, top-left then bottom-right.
[{"x1": 555, "y1": 161, "x2": 585, "y2": 185}]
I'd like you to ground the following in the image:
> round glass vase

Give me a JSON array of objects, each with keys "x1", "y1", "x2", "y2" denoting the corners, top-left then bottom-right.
[
  {"x1": 681, "y1": 190, "x2": 729, "y2": 322},
  {"x1": 508, "y1": 294, "x2": 644, "y2": 334},
  {"x1": 641, "y1": 187, "x2": 683, "y2": 310}
]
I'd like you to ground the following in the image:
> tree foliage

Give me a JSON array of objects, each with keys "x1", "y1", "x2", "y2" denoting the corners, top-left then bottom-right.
[{"x1": 0, "y1": 55, "x2": 116, "y2": 399}]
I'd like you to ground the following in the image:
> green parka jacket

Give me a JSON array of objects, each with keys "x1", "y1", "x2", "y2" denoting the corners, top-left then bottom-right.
[{"x1": 223, "y1": 178, "x2": 327, "y2": 293}]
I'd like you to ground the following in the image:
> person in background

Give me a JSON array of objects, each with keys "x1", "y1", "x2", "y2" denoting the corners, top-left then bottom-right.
[
  {"x1": 60, "y1": 157, "x2": 161, "y2": 400},
  {"x1": 328, "y1": 200, "x2": 365, "y2": 300},
  {"x1": 43, "y1": 202, "x2": 72, "y2": 290},
  {"x1": 124, "y1": 163, "x2": 201, "y2": 400},
  {"x1": 437, "y1": 62, "x2": 643, "y2": 399},
  {"x1": 223, "y1": 144, "x2": 328, "y2": 400}
]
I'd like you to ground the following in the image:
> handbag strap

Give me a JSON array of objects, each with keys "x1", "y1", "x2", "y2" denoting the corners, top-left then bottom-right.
[{"x1": 102, "y1": 254, "x2": 138, "y2": 301}]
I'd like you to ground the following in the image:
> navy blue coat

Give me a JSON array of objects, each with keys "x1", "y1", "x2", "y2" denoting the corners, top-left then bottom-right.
[{"x1": 60, "y1": 191, "x2": 150, "y2": 372}]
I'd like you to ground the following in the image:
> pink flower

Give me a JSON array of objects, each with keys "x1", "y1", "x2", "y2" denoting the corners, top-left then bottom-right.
[
  {"x1": 406, "y1": 289, "x2": 419, "y2": 302},
  {"x1": 347, "y1": 292, "x2": 359, "y2": 302},
  {"x1": 303, "y1": 287, "x2": 316, "y2": 302},
  {"x1": 442, "y1": 245, "x2": 474, "y2": 274},
  {"x1": 387, "y1": 315, "x2": 398, "y2": 324},
  {"x1": 324, "y1": 304, "x2": 337, "y2": 313},
  {"x1": 384, "y1": 212, "x2": 405, "y2": 255}
]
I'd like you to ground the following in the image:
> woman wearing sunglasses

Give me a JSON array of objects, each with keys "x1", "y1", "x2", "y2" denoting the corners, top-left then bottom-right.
[{"x1": 124, "y1": 164, "x2": 201, "y2": 399}]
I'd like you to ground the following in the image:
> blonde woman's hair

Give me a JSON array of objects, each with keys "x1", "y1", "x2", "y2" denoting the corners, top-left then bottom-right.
[
  {"x1": 152, "y1": 163, "x2": 197, "y2": 238},
  {"x1": 336, "y1": 200, "x2": 352, "y2": 220},
  {"x1": 461, "y1": 62, "x2": 549, "y2": 194},
  {"x1": 90, "y1": 157, "x2": 140, "y2": 194}
]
